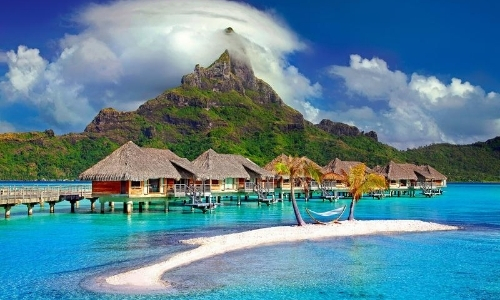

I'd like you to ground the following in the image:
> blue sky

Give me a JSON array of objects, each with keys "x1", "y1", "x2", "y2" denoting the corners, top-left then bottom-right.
[{"x1": 1, "y1": 0, "x2": 499, "y2": 149}]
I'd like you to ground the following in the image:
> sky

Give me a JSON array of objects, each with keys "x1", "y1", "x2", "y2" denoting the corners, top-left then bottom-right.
[{"x1": 1, "y1": 0, "x2": 499, "y2": 150}]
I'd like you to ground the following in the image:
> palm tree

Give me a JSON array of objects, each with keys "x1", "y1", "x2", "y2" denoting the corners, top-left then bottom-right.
[
  {"x1": 273, "y1": 155, "x2": 322, "y2": 226},
  {"x1": 341, "y1": 163, "x2": 387, "y2": 221}
]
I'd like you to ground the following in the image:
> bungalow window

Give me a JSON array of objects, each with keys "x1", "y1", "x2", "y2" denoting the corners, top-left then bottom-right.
[
  {"x1": 149, "y1": 179, "x2": 160, "y2": 193},
  {"x1": 131, "y1": 181, "x2": 141, "y2": 188}
]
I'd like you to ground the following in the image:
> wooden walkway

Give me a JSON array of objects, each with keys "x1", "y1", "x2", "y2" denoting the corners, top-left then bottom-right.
[{"x1": 0, "y1": 184, "x2": 92, "y2": 218}]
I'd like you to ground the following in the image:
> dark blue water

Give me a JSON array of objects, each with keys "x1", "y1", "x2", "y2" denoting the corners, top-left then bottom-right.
[{"x1": 0, "y1": 183, "x2": 499, "y2": 299}]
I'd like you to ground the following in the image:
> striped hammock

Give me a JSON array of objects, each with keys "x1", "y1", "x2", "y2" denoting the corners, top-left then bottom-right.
[{"x1": 305, "y1": 205, "x2": 346, "y2": 224}]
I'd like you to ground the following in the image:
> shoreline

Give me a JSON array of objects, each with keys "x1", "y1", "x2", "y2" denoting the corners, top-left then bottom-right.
[{"x1": 101, "y1": 220, "x2": 458, "y2": 294}]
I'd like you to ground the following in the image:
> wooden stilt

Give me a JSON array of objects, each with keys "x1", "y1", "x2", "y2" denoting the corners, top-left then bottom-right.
[
  {"x1": 100, "y1": 202, "x2": 105, "y2": 214},
  {"x1": 4, "y1": 205, "x2": 11, "y2": 218},
  {"x1": 49, "y1": 202, "x2": 55, "y2": 213},
  {"x1": 27, "y1": 204, "x2": 34, "y2": 216},
  {"x1": 90, "y1": 199, "x2": 97, "y2": 212},
  {"x1": 124, "y1": 202, "x2": 132, "y2": 214}
]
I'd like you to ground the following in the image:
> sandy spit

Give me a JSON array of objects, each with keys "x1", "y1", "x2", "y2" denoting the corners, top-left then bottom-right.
[{"x1": 104, "y1": 220, "x2": 458, "y2": 292}]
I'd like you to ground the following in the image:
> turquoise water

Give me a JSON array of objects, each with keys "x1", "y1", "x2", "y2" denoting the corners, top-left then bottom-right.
[{"x1": 0, "y1": 183, "x2": 499, "y2": 299}]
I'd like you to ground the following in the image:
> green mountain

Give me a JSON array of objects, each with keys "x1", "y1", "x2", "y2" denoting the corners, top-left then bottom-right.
[{"x1": 0, "y1": 49, "x2": 498, "y2": 181}]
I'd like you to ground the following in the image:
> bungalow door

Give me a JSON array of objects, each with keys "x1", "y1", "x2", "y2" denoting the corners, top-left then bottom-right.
[{"x1": 225, "y1": 178, "x2": 235, "y2": 191}]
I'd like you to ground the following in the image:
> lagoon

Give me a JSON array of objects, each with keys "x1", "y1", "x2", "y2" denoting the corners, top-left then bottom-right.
[{"x1": 0, "y1": 183, "x2": 499, "y2": 299}]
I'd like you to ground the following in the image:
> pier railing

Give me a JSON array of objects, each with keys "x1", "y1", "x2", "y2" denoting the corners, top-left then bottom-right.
[{"x1": 0, "y1": 184, "x2": 92, "y2": 205}]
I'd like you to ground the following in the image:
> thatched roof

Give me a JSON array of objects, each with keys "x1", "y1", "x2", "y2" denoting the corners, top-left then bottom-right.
[
  {"x1": 322, "y1": 158, "x2": 370, "y2": 176},
  {"x1": 264, "y1": 153, "x2": 289, "y2": 173},
  {"x1": 192, "y1": 149, "x2": 273, "y2": 180},
  {"x1": 143, "y1": 148, "x2": 199, "y2": 178},
  {"x1": 79, "y1": 141, "x2": 198, "y2": 181},
  {"x1": 413, "y1": 165, "x2": 447, "y2": 180},
  {"x1": 375, "y1": 161, "x2": 418, "y2": 180}
]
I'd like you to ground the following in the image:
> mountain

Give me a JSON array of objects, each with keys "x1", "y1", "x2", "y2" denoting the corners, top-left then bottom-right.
[
  {"x1": 0, "y1": 45, "x2": 498, "y2": 181},
  {"x1": 83, "y1": 48, "x2": 403, "y2": 167}
]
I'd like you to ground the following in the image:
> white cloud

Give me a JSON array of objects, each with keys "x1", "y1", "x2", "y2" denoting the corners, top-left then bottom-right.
[
  {"x1": 327, "y1": 54, "x2": 500, "y2": 149},
  {"x1": 330, "y1": 54, "x2": 407, "y2": 100},
  {"x1": 1, "y1": 46, "x2": 47, "y2": 98},
  {"x1": 0, "y1": 0, "x2": 321, "y2": 133}
]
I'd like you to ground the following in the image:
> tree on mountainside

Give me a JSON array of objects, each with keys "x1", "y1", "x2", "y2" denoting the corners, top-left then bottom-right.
[
  {"x1": 273, "y1": 155, "x2": 322, "y2": 226},
  {"x1": 340, "y1": 163, "x2": 387, "y2": 221}
]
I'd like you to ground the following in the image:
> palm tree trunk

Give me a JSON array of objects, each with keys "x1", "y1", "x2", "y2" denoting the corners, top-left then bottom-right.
[
  {"x1": 348, "y1": 199, "x2": 356, "y2": 221},
  {"x1": 291, "y1": 186, "x2": 306, "y2": 226}
]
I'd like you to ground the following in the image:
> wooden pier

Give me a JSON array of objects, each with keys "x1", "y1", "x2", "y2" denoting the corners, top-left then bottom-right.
[{"x1": 0, "y1": 184, "x2": 92, "y2": 218}]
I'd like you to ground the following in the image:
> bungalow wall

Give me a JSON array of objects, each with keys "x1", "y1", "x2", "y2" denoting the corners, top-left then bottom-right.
[
  {"x1": 388, "y1": 179, "x2": 416, "y2": 189},
  {"x1": 92, "y1": 181, "x2": 126, "y2": 195}
]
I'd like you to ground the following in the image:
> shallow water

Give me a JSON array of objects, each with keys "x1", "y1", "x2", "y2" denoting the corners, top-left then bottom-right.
[{"x1": 0, "y1": 183, "x2": 499, "y2": 299}]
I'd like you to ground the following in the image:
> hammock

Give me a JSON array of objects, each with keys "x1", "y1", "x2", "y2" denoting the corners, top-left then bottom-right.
[{"x1": 305, "y1": 205, "x2": 346, "y2": 225}]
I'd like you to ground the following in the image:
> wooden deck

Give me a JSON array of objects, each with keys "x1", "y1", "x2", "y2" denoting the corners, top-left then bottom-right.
[{"x1": 0, "y1": 184, "x2": 92, "y2": 217}]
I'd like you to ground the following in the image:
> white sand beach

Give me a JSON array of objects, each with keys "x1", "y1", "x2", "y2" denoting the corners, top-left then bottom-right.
[{"x1": 104, "y1": 220, "x2": 458, "y2": 292}]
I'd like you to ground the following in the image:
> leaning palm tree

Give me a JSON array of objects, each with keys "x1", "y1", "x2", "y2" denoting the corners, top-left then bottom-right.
[
  {"x1": 273, "y1": 155, "x2": 322, "y2": 226},
  {"x1": 341, "y1": 163, "x2": 387, "y2": 221}
]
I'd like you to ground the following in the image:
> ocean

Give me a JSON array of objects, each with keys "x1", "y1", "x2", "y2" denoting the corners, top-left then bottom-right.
[{"x1": 0, "y1": 183, "x2": 499, "y2": 299}]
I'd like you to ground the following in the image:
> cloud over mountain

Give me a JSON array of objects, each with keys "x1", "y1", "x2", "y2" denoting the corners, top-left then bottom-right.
[
  {"x1": 0, "y1": 0, "x2": 498, "y2": 150},
  {"x1": 0, "y1": 0, "x2": 320, "y2": 133}
]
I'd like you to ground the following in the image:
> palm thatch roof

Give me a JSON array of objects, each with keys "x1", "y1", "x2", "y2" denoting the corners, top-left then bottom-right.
[
  {"x1": 263, "y1": 153, "x2": 289, "y2": 173},
  {"x1": 192, "y1": 149, "x2": 273, "y2": 180},
  {"x1": 413, "y1": 165, "x2": 447, "y2": 180},
  {"x1": 79, "y1": 141, "x2": 198, "y2": 181},
  {"x1": 143, "y1": 147, "x2": 199, "y2": 179},
  {"x1": 322, "y1": 158, "x2": 370, "y2": 177},
  {"x1": 374, "y1": 161, "x2": 418, "y2": 180}
]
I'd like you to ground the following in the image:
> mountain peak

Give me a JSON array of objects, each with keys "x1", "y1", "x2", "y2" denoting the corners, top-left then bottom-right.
[
  {"x1": 181, "y1": 48, "x2": 256, "y2": 94},
  {"x1": 181, "y1": 32, "x2": 283, "y2": 105}
]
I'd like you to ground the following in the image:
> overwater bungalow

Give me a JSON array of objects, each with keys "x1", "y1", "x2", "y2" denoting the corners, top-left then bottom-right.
[
  {"x1": 373, "y1": 161, "x2": 418, "y2": 197},
  {"x1": 191, "y1": 149, "x2": 274, "y2": 196},
  {"x1": 79, "y1": 141, "x2": 200, "y2": 212},
  {"x1": 321, "y1": 158, "x2": 372, "y2": 193},
  {"x1": 412, "y1": 164, "x2": 447, "y2": 195},
  {"x1": 374, "y1": 162, "x2": 447, "y2": 197}
]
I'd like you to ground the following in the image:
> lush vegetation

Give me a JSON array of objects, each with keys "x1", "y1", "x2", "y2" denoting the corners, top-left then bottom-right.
[
  {"x1": 0, "y1": 131, "x2": 117, "y2": 180},
  {"x1": 0, "y1": 86, "x2": 499, "y2": 182}
]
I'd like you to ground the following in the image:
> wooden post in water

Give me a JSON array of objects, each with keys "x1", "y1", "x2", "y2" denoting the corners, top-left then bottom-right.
[
  {"x1": 90, "y1": 198, "x2": 97, "y2": 212},
  {"x1": 69, "y1": 200, "x2": 77, "y2": 213},
  {"x1": 4, "y1": 205, "x2": 11, "y2": 218},
  {"x1": 27, "y1": 203, "x2": 34, "y2": 216},
  {"x1": 109, "y1": 202, "x2": 114, "y2": 211},
  {"x1": 100, "y1": 202, "x2": 105, "y2": 214},
  {"x1": 138, "y1": 202, "x2": 144, "y2": 213},
  {"x1": 164, "y1": 201, "x2": 169, "y2": 213},
  {"x1": 123, "y1": 202, "x2": 132, "y2": 214},
  {"x1": 49, "y1": 202, "x2": 55, "y2": 213}
]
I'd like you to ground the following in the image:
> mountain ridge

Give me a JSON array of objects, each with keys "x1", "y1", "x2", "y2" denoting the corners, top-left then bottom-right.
[{"x1": 0, "y1": 41, "x2": 498, "y2": 181}]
